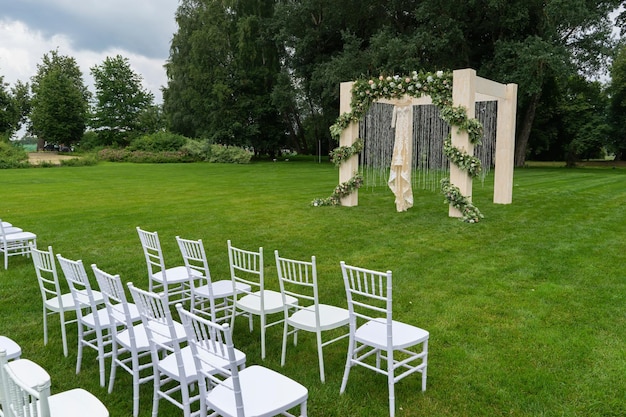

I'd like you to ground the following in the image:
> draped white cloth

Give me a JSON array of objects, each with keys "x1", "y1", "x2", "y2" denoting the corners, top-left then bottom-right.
[{"x1": 387, "y1": 103, "x2": 414, "y2": 212}]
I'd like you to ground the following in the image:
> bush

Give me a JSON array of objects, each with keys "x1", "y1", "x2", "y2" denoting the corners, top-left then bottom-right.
[
  {"x1": 128, "y1": 132, "x2": 189, "y2": 152},
  {"x1": 97, "y1": 148, "x2": 196, "y2": 163},
  {"x1": 207, "y1": 144, "x2": 253, "y2": 163},
  {"x1": 97, "y1": 138, "x2": 252, "y2": 164},
  {"x1": 0, "y1": 141, "x2": 29, "y2": 169},
  {"x1": 79, "y1": 131, "x2": 105, "y2": 151},
  {"x1": 60, "y1": 155, "x2": 98, "y2": 167}
]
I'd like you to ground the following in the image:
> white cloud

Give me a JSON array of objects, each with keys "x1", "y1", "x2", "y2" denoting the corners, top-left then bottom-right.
[{"x1": 0, "y1": 0, "x2": 177, "y2": 104}]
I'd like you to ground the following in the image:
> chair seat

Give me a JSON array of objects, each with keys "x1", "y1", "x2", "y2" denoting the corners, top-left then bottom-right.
[
  {"x1": 2, "y1": 231, "x2": 37, "y2": 242},
  {"x1": 0, "y1": 336, "x2": 22, "y2": 360},
  {"x1": 159, "y1": 344, "x2": 246, "y2": 381},
  {"x1": 288, "y1": 304, "x2": 350, "y2": 332},
  {"x1": 49, "y1": 388, "x2": 109, "y2": 417},
  {"x1": 237, "y1": 290, "x2": 298, "y2": 315},
  {"x1": 2, "y1": 227, "x2": 23, "y2": 234},
  {"x1": 195, "y1": 280, "x2": 251, "y2": 300},
  {"x1": 44, "y1": 293, "x2": 79, "y2": 312},
  {"x1": 5, "y1": 358, "x2": 51, "y2": 390},
  {"x1": 152, "y1": 266, "x2": 199, "y2": 284},
  {"x1": 117, "y1": 321, "x2": 187, "y2": 351},
  {"x1": 355, "y1": 318, "x2": 429, "y2": 350},
  {"x1": 83, "y1": 304, "x2": 140, "y2": 328},
  {"x1": 207, "y1": 365, "x2": 308, "y2": 417},
  {"x1": 157, "y1": 346, "x2": 200, "y2": 382}
]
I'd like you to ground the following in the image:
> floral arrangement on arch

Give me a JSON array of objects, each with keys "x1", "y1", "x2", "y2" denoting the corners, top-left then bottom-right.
[{"x1": 313, "y1": 70, "x2": 484, "y2": 223}]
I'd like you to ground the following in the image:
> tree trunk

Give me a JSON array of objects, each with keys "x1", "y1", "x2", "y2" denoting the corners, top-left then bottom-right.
[{"x1": 515, "y1": 92, "x2": 541, "y2": 167}]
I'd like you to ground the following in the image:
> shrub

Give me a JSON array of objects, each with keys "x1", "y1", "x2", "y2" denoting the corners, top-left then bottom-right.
[
  {"x1": 0, "y1": 141, "x2": 29, "y2": 169},
  {"x1": 128, "y1": 131, "x2": 189, "y2": 152},
  {"x1": 60, "y1": 155, "x2": 98, "y2": 167},
  {"x1": 207, "y1": 144, "x2": 253, "y2": 163},
  {"x1": 97, "y1": 148, "x2": 196, "y2": 163},
  {"x1": 79, "y1": 131, "x2": 105, "y2": 151}
]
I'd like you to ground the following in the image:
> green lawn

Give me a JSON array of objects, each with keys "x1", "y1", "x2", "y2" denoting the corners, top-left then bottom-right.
[{"x1": 1, "y1": 161, "x2": 625, "y2": 416}]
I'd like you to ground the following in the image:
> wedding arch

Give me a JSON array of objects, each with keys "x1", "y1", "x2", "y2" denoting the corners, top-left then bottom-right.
[{"x1": 313, "y1": 68, "x2": 517, "y2": 222}]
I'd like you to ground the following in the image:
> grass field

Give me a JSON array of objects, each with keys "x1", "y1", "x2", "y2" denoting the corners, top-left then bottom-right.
[{"x1": 1, "y1": 160, "x2": 625, "y2": 416}]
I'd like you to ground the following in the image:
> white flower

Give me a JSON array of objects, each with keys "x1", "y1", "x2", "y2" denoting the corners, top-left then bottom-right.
[
  {"x1": 436, "y1": 70, "x2": 444, "y2": 78},
  {"x1": 427, "y1": 76, "x2": 433, "y2": 83}
]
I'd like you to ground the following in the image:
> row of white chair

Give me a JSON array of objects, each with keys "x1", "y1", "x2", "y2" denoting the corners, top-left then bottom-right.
[
  {"x1": 0, "y1": 220, "x2": 36, "y2": 270},
  {"x1": 0, "y1": 336, "x2": 108, "y2": 417}
]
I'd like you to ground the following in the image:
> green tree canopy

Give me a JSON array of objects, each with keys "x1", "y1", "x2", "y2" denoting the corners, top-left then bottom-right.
[
  {"x1": 164, "y1": 0, "x2": 285, "y2": 155},
  {"x1": 608, "y1": 42, "x2": 626, "y2": 161},
  {"x1": 0, "y1": 75, "x2": 30, "y2": 142},
  {"x1": 30, "y1": 50, "x2": 90, "y2": 146},
  {"x1": 90, "y1": 55, "x2": 155, "y2": 147}
]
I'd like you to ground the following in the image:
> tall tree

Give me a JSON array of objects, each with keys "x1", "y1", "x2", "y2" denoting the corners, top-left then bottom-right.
[
  {"x1": 0, "y1": 76, "x2": 30, "y2": 142},
  {"x1": 90, "y1": 55, "x2": 155, "y2": 147},
  {"x1": 30, "y1": 50, "x2": 90, "y2": 147},
  {"x1": 164, "y1": 0, "x2": 285, "y2": 155},
  {"x1": 608, "y1": 42, "x2": 626, "y2": 161}
]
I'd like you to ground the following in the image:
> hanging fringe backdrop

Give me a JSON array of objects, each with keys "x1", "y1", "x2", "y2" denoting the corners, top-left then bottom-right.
[{"x1": 358, "y1": 101, "x2": 497, "y2": 192}]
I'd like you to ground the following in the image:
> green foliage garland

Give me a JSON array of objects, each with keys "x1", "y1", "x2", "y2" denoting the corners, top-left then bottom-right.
[
  {"x1": 441, "y1": 179, "x2": 484, "y2": 223},
  {"x1": 329, "y1": 138, "x2": 364, "y2": 166},
  {"x1": 317, "y1": 70, "x2": 484, "y2": 221},
  {"x1": 311, "y1": 173, "x2": 364, "y2": 207},
  {"x1": 443, "y1": 138, "x2": 482, "y2": 178}
]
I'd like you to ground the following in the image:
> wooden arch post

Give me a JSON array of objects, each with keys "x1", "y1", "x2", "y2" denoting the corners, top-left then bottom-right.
[
  {"x1": 339, "y1": 82, "x2": 359, "y2": 206},
  {"x1": 450, "y1": 69, "x2": 518, "y2": 217}
]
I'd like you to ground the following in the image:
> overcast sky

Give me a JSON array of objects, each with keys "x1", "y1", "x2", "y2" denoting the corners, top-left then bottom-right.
[{"x1": 0, "y1": 0, "x2": 179, "y2": 103}]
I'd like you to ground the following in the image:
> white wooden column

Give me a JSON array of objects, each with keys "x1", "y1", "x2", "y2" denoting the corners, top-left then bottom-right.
[
  {"x1": 449, "y1": 69, "x2": 476, "y2": 218},
  {"x1": 339, "y1": 81, "x2": 359, "y2": 206},
  {"x1": 493, "y1": 83, "x2": 517, "y2": 204}
]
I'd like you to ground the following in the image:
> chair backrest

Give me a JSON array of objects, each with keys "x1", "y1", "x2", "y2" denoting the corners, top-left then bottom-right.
[
  {"x1": 0, "y1": 352, "x2": 52, "y2": 417},
  {"x1": 92, "y1": 265, "x2": 135, "y2": 333},
  {"x1": 176, "y1": 305, "x2": 245, "y2": 417},
  {"x1": 56, "y1": 254, "x2": 100, "y2": 324},
  {"x1": 126, "y1": 283, "x2": 185, "y2": 365},
  {"x1": 31, "y1": 245, "x2": 63, "y2": 304},
  {"x1": 275, "y1": 251, "x2": 320, "y2": 320},
  {"x1": 340, "y1": 261, "x2": 393, "y2": 330},
  {"x1": 176, "y1": 236, "x2": 215, "y2": 307},
  {"x1": 136, "y1": 227, "x2": 167, "y2": 278},
  {"x1": 227, "y1": 240, "x2": 264, "y2": 295}
]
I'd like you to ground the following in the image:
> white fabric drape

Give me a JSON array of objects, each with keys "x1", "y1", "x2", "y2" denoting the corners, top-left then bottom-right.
[{"x1": 387, "y1": 103, "x2": 414, "y2": 212}]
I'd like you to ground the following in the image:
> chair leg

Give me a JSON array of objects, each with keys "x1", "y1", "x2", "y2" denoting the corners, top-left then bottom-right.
[
  {"x1": 388, "y1": 376, "x2": 396, "y2": 417},
  {"x1": 387, "y1": 349, "x2": 395, "y2": 417},
  {"x1": 59, "y1": 311, "x2": 69, "y2": 357},
  {"x1": 339, "y1": 336, "x2": 354, "y2": 394},
  {"x1": 151, "y1": 368, "x2": 160, "y2": 417},
  {"x1": 316, "y1": 331, "x2": 325, "y2": 383},
  {"x1": 131, "y1": 353, "x2": 141, "y2": 417},
  {"x1": 422, "y1": 340, "x2": 428, "y2": 391},
  {"x1": 97, "y1": 329, "x2": 107, "y2": 387},
  {"x1": 260, "y1": 314, "x2": 266, "y2": 360},
  {"x1": 108, "y1": 344, "x2": 118, "y2": 394},
  {"x1": 301, "y1": 399, "x2": 308, "y2": 417},
  {"x1": 43, "y1": 307, "x2": 49, "y2": 346},
  {"x1": 76, "y1": 326, "x2": 84, "y2": 374},
  {"x1": 281, "y1": 320, "x2": 289, "y2": 367}
]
